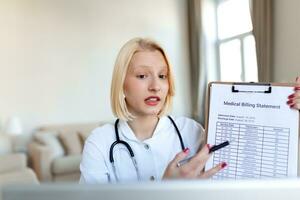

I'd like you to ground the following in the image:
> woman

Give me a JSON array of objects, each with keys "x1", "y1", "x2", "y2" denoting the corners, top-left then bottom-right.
[{"x1": 80, "y1": 37, "x2": 300, "y2": 183}]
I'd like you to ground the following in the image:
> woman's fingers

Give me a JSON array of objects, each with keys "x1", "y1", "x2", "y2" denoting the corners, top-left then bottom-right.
[
  {"x1": 162, "y1": 148, "x2": 190, "y2": 179},
  {"x1": 287, "y1": 96, "x2": 300, "y2": 108},
  {"x1": 296, "y1": 76, "x2": 300, "y2": 84},
  {"x1": 199, "y1": 162, "x2": 227, "y2": 179},
  {"x1": 170, "y1": 148, "x2": 190, "y2": 168},
  {"x1": 287, "y1": 77, "x2": 300, "y2": 110},
  {"x1": 188, "y1": 144, "x2": 211, "y2": 174},
  {"x1": 290, "y1": 101, "x2": 300, "y2": 110},
  {"x1": 175, "y1": 144, "x2": 214, "y2": 178},
  {"x1": 192, "y1": 144, "x2": 210, "y2": 162},
  {"x1": 164, "y1": 145, "x2": 227, "y2": 179}
]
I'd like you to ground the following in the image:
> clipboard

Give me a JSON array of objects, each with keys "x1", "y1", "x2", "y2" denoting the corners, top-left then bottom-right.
[{"x1": 204, "y1": 82, "x2": 300, "y2": 179}]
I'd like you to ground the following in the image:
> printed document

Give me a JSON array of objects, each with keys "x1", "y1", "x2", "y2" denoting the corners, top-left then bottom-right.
[{"x1": 205, "y1": 83, "x2": 299, "y2": 179}]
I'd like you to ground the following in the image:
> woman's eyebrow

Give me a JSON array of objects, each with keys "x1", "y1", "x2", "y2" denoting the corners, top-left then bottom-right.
[
  {"x1": 131, "y1": 65, "x2": 149, "y2": 72},
  {"x1": 134, "y1": 64, "x2": 168, "y2": 68},
  {"x1": 159, "y1": 67, "x2": 168, "y2": 72},
  {"x1": 130, "y1": 65, "x2": 168, "y2": 73}
]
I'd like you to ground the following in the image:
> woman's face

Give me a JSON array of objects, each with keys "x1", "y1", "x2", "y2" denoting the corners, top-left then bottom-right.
[{"x1": 124, "y1": 50, "x2": 169, "y2": 118}]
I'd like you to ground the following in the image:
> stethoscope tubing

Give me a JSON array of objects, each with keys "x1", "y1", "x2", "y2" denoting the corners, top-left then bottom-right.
[{"x1": 109, "y1": 116, "x2": 185, "y2": 181}]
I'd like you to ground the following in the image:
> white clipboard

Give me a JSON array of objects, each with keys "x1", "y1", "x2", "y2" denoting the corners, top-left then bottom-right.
[{"x1": 204, "y1": 82, "x2": 300, "y2": 179}]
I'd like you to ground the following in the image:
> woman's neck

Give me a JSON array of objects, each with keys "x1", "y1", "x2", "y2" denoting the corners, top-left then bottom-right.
[{"x1": 127, "y1": 115, "x2": 159, "y2": 141}]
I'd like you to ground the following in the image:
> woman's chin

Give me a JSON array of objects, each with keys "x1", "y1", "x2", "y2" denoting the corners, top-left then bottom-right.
[
  {"x1": 147, "y1": 107, "x2": 162, "y2": 115},
  {"x1": 139, "y1": 109, "x2": 161, "y2": 117},
  {"x1": 128, "y1": 104, "x2": 162, "y2": 117}
]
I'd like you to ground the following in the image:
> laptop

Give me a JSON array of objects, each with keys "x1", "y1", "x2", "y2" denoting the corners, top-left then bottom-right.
[{"x1": 2, "y1": 178, "x2": 300, "y2": 200}]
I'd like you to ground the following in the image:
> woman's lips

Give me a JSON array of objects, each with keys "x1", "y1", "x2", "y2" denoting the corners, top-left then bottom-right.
[{"x1": 145, "y1": 96, "x2": 160, "y2": 106}]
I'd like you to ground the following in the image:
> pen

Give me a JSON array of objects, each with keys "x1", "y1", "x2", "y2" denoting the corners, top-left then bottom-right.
[
  {"x1": 176, "y1": 140, "x2": 230, "y2": 167},
  {"x1": 209, "y1": 140, "x2": 230, "y2": 153}
]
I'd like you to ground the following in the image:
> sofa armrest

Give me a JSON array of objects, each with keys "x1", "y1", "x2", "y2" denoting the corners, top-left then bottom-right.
[
  {"x1": 28, "y1": 142, "x2": 56, "y2": 182},
  {"x1": 0, "y1": 153, "x2": 27, "y2": 173},
  {"x1": 0, "y1": 168, "x2": 39, "y2": 185}
]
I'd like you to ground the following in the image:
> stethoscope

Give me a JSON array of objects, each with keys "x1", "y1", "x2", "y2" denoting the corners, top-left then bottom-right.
[{"x1": 109, "y1": 116, "x2": 185, "y2": 182}]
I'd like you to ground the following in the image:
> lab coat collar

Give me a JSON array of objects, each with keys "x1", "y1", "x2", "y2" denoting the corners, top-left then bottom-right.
[{"x1": 118, "y1": 116, "x2": 170, "y2": 142}]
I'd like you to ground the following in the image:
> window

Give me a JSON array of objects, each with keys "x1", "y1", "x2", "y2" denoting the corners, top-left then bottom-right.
[{"x1": 216, "y1": 0, "x2": 258, "y2": 82}]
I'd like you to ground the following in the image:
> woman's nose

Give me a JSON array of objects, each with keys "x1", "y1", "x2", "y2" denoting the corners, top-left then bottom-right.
[{"x1": 148, "y1": 77, "x2": 161, "y2": 92}]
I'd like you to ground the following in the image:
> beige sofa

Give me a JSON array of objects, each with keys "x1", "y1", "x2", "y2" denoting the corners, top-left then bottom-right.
[
  {"x1": 0, "y1": 153, "x2": 38, "y2": 185},
  {"x1": 28, "y1": 122, "x2": 102, "y2": 182}
]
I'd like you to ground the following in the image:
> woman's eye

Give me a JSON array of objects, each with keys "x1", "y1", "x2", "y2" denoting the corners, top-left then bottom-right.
[
  {"x1": 159, "y1": 74, "x2": 167, "y2": 79},
  {"x1": 137, "y1": 75, "x2": 146, "y2": 79}
]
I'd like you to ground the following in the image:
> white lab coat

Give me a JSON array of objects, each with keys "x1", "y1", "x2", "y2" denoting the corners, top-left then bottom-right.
[{"x1": 79, "y1": 116, "x2": 204, "y2": 183}]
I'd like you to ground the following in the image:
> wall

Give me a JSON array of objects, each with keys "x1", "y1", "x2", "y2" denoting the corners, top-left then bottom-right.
[
  {"x1": 0, "y1": 0, "x2": 191, "y2": 141},
  {"x1": 273, "y1": 0, "x2": 300, "y2": 82}
]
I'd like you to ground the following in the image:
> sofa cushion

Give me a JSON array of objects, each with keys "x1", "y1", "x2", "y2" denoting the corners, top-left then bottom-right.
[
  {"x1": 0, "y1": 168, "x2": 39, "y2": 185},
  {"x1": 58, "y1": 131, "x2": 82, "y2": 155},
  {"x1": 78, "y1": 130, "x2": 91, "y2": 146},
  {"x1": 52, "y1": 155, "x2": 81, "y2": 175},
  {"x1": 34, "y1": 131, "x2": 65, "y2": 157},
  {"x1": 0, "y1": 153, "x2": 26, "y2": 173}
]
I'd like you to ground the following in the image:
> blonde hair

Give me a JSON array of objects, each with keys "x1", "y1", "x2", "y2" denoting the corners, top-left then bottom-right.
[{"x1": 110, "y1": 37, "x2": 175, "y2": 121}]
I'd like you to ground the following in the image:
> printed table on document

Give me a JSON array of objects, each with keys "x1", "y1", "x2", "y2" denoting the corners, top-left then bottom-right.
[{"x1": 212, "y1": 121, "x2": 290, "y2": 179}]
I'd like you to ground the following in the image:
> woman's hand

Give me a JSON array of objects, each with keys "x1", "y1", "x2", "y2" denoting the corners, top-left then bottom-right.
[
  {"x1": 287, "y1": 76, "x2": 300, "y2": 110},
  {"x1": 162, "y1": 144, "x2": 226, "y2": 179}
]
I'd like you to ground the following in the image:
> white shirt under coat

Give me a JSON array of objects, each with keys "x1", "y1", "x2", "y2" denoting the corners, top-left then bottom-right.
[{"x1": 79, "y1": 116, "x2": 205, "y2": 183}]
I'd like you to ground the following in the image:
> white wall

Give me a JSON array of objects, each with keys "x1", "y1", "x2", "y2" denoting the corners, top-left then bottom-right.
[
  {"x1": 0, "y1": 0, "x2": 191, "y2": 138},
  {"x1": 273, "y1": 0, "x2": 300, "y2": 82}
]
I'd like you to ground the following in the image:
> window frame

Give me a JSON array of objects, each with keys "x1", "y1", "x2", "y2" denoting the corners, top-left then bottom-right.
[{"x1": 215, "y1": 0, "x2": 256, "y2": 82}]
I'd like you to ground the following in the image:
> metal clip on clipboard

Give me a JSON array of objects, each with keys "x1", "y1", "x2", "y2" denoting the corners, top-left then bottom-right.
[{"x1": 231, "y1": 82, "x2": 272, "y2": 93}]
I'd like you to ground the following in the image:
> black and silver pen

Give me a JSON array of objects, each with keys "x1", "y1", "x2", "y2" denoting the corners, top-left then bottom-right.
[
  {"x1": 176, "y1": 140, "x2": 230, "y2": 167},
  {"x1": 209, "y1": 140, "x2": 230, "y2": 153}
]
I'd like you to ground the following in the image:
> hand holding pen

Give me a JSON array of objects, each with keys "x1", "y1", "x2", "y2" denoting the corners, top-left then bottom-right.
[
  {"x1": 162, "y1": 141, "x2": 229, "y2": 180},
  {"x1": 176, "y1": 140, "x2": 230, "y2": 167},
  {"x1": 177, "y1": 140, "x2": 229, "y2": 167}
]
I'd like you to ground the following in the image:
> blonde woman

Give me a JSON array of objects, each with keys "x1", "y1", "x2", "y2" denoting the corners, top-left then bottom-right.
[{"x1": 80, "y1": 38, "x2": 300, "y2": 183}]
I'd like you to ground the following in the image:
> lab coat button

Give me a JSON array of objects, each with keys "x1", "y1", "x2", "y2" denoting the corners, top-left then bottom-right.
[
  {"x1": 150, "y1": 176, "x2": 155, "y2": 181},
  {"x1": 144, "y1": 144, "x2": 150, "y2": 150}
]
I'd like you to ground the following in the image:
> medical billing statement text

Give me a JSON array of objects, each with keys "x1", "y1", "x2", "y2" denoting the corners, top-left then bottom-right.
[{"x1": 205, "y1": 83, "x2": 299, "y2": 179}]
